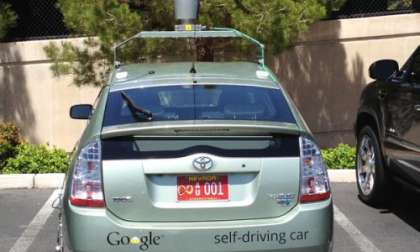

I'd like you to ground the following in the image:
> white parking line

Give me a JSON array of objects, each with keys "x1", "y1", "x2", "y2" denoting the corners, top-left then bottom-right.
[
  {"x1": 9, "y1": 189, "x2": 60, "y2": 252},
  {"x1": 334, "y1": 205, "x2": 381, "y2": 252}
]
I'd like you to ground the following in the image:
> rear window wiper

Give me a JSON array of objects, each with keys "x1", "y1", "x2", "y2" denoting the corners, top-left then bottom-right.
[{"x1": 120, "y1": 91, "x2": 153, "y2": 121}]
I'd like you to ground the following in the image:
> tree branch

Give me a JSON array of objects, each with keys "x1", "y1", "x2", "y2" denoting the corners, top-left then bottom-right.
[{"x1": 233, "y1": 0, "x2": 252, "y2": 14}]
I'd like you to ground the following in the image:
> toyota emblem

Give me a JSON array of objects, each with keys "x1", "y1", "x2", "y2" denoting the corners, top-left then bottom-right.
[{"x1": 193, "y1": 156, "x2": 213, "y2": 171}]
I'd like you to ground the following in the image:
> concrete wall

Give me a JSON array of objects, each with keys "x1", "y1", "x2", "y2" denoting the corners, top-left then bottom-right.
[
  {"x1": 1, "y1": 13, "x2": 420, "y2": 150},
  {"x1": 0, "y1": 38, "x2": 100, "y2": 151},
  {"x1": 274, "y1": 13, "x2": 420, "y2": 147}
]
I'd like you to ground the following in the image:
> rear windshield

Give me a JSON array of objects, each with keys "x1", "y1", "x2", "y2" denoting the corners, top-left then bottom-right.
[{"x1": 103, "y1": 85, "x2": 296, "y2": 127}]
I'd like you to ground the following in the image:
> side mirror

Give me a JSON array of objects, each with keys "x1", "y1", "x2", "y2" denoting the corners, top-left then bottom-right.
[
  {"x1": 70, "y1": 104, "x2": 93, "y2": 120},
  {"x1": 369, "y1": 60, "x2": 399, "y2": 81}
]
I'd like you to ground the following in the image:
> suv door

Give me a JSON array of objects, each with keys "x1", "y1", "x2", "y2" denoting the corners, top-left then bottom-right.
[
  {"x1": 383, "y1": 48, "x2": 420, "y2": 186},
  {"x1": 403, "y1": 49, "x2": 420, "y2": 185}
]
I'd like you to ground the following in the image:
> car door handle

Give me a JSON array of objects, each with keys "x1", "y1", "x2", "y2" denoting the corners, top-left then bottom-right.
[{"x1": 415, "y1": 105, "x2": 420, "y2": 112}]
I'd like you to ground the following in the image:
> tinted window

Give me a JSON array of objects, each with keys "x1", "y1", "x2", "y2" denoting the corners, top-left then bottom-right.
[
  {"x1": 103, "y1": 85, "x2": 296, "y2": 126},
  {"x1": 102, "y1": 136, "x2": 299, "y2": 159}
]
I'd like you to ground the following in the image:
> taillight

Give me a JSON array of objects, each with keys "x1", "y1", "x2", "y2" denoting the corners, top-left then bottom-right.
[
  {"x1": 69, "y1": 140, "x2": 104, "y2": 207},
  {"x1": 299, "y1": 137, "x2": 331, "y2": 203}
]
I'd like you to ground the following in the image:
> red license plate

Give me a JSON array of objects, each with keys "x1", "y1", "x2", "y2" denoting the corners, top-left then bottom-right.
[{"x1": 177, "y1": 175, "x2": 229, "y2": 201}]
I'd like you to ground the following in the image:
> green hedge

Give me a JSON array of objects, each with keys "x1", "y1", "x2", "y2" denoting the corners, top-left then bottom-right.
[
  {"x1": 0, "y1": 122, "x2": 69, "y2": 174},
  {"x1": 321, "y1": 144, "x2": 356, "y2": 170},
  {"x1": 0, "y1": 123, "x2": 22, "y2": 168},
  {"x1": 2, "y1": 143, "x2": 69, "y2": 174}
]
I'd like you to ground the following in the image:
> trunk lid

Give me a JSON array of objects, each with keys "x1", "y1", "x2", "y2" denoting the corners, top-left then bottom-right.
[{"x1": 101, "y1": 132, "x2": 301, "y2": 222}]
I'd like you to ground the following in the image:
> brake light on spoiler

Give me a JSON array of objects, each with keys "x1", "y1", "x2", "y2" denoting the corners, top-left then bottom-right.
[
  {"x1": 69, "y1": 140, "x2": 104, "y2": 208},
  {"x1": 299, "y1": 137, "x2": 331, "y2": 203}
]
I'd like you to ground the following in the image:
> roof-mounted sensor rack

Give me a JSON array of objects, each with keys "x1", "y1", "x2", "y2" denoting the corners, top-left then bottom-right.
[
  {"x1": 113, "y1": 0, "x2": 265, "y2": 70},
  {"x1": 113, "y1": 28, "x2": 266, "y2": 68}
]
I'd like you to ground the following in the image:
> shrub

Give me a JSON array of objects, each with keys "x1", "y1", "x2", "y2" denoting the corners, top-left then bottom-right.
[
  {"x1": 0, "y1": 123, "x2": 22, "y2": 169},
  {"x1": 2, "y1": 143, "x2": 69, "y2": 174},
  {"x1": 321, "y1": 144, "x2": 356, "y2": 169}
]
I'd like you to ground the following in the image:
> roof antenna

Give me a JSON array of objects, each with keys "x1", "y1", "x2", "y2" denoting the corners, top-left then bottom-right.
[{"x1": 174, "y1": 0, "x2": 200, "y2": 74}]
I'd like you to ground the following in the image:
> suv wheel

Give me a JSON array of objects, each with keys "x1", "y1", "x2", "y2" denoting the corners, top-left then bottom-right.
[{"x1": 356, "y1": 126, "x2": 389, "y2": 206}]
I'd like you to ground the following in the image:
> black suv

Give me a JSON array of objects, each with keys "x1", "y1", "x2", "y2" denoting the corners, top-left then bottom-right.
[{"x1": 355, "y1": 46, "x2": 420, "y2": 205}]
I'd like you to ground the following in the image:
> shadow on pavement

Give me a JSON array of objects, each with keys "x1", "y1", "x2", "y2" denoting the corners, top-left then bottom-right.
[
  {"x1": 362, "y1": 187, "x2": 420, "y2": 232},
  {"x1": 384, "y1": 188, "x2": 420, "y2": 232}
]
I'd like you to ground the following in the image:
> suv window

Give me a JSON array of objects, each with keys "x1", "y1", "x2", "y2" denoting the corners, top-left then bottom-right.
[{"x1": 103, "y1": 85, "x2": 296, "y2": 126}]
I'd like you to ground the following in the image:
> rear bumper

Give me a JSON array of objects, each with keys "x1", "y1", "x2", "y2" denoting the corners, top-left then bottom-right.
[{"x1": 64, "y1": 199, "x2": 333, "y2": 252}]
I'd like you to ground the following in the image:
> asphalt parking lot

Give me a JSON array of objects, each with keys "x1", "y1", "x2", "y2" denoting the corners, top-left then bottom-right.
[{"x1": 1, "y1": 183, "x2": 419, "y2": 252}]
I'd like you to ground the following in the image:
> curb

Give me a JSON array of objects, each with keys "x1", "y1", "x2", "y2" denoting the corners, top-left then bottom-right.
[
  {"x1": 0, "y1": 173, "x2": 65, "y2": 190},
  {"x1": 0, "y1": 170, "x2": 355, "y2": 190},
  {"x1": 328, "y1": 169, "x2": 355, "y2": 183}
]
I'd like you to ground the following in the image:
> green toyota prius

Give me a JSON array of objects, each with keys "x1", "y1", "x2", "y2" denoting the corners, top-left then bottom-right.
[{"x1": 62, "y1": 24, "x2": 333, "y2": 252}]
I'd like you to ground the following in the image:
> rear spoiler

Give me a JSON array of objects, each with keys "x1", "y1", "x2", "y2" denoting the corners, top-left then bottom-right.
[{"x1": 101, "y1": 121, "x2": 302, "y2": 139}]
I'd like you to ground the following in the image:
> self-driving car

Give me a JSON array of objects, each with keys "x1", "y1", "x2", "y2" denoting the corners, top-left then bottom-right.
[
  {"x1": 61, "y1": 2, "x2": 332, "y2": 252},
  {"x1": 355, "y1": 46, "x2": 420, "y2": 206}
]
